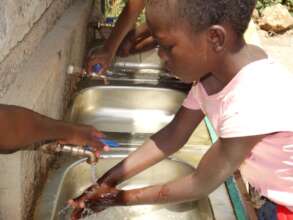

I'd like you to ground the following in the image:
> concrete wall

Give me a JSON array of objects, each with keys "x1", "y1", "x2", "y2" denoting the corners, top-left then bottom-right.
[
  {"x1": 0, "y1": 0, "x2": 94, "y2": 219},
  {"x1": 0, "y1": 0, "x2": 54, "y2": 63}
]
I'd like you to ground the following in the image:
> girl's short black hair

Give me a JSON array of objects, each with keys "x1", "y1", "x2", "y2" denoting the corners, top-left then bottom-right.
[{"x1": 147, "y1": 0, "x2": 256, "y2": 35}]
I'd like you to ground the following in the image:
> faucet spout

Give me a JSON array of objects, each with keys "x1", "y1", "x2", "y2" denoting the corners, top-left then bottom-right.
[
  {"x1": 66, "y1": 64, "x2": 109, "y2": 85},
  {"x1": 88, "y1": 72, "x2": 109, "y2": 85},
  {"x1": 40, "y1": 143, "x2": 98, "y2": 164}
]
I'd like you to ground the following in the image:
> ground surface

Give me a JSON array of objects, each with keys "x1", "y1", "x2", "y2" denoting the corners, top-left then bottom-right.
[{"x1": 259, "y1": 29, "x2": 293, "y2": 72}]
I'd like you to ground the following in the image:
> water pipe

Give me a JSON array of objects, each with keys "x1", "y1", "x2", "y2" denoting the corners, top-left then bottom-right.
[{"x1": 40, "y1": 143, "x2": 98, "y2": 164}]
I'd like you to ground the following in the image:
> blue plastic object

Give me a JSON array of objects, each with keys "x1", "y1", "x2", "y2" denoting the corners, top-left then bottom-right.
[
  {"x1": 105, "y1": 17, "x2": 117, "y2": 24},
  {"x1": 84, "y1": 138, "x2": 120, "y2": 151},
  {"x1": 92, "y1": 64, "x2": 102, "y2": 73},
  {"x1": 99, "y1": 138, "x2": 120, "y2": 148}
]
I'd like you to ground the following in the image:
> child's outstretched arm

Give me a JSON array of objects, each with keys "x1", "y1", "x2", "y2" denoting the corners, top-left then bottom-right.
[
  {"x1": 117, "y1": 23, "x2": 156, "y2": 57},
  {"x1": 70, "y1": 134, "x2": 265, "y2": 215},
  {"x1": 69, "y1": 107, "x2": 205, "y2": 213},
  {"x1": 115, "y1": 135, "x2": 265, "y2": 205},
  {"x1": 0, "y1": 104, "x2": 105, "y2": 153},
  {"x1": 86, "y1": 0, "x2": 145, "y2": 74},
  {"x1": 97, "y1": 106, "x2": 204, "y2": 186}
]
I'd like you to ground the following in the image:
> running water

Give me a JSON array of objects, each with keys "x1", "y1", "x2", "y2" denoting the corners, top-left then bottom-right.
[
  {"x1": 58, "y1": 204, "x2": 71, "y2": 217},
  {"x1": 81, "y1": 208, "x2": 95, "y2": 218},
  {"x1": 91, "y1": 163, "x2": 97, "y2": 183},
  {"x1": 57, "y1": 164, "x2": 97, "y2": 219},
  {"x1": 58, "y1": 205, "x2": 95, "y2": 219}
]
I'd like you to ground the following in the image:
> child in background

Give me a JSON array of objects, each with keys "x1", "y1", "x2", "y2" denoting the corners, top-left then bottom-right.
[
  {"x1": 87, "y1": 0, "x2": 260, "y2": 75},
  {"x1": 86, "y1": 0, "x2": 147, "y2": 75},
  {"x1": 0, "y1": 104, "x2": 106, "y2": 153},
  {"x1": 71, "y1": 0, "x2": 293, "y2": 219}
]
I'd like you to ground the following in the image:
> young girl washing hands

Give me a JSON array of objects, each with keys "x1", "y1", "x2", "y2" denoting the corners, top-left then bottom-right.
[{"x1": 70, "y1": 0, "x2": 293, "y2": 219}]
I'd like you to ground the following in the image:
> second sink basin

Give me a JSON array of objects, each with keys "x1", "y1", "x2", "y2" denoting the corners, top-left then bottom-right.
[
  {"x1": 66, "y1": 86, "x2": 186, "y2": 134},
  {"x1": 34, "y1": 156, "x2": 214, "y2": 220}
]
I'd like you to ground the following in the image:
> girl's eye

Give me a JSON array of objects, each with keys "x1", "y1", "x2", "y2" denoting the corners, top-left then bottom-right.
[{"x1": 159, "y1": 44, "x2": 173, "y2": 53}]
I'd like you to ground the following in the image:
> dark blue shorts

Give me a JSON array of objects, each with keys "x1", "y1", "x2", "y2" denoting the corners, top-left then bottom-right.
[{"x1": 257, "y1": 200, "x2": 277, "y2": 220}]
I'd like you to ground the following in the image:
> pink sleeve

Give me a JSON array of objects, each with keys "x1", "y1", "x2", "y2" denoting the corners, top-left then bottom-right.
[
  {"x1": 182, "y1": 86, "x2": 200, "y2": 110},
  {"x1": 219, "y1": 73, "x2": 293, "y2": 138}
]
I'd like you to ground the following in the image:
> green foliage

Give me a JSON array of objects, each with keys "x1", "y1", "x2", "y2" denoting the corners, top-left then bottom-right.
[
  {"x1": 103, "y1": 0, "x2": 293, "y2": 20},
  {"x1": 105, "y1": 0, "x2": 126, "y2": 18},
  {"x1": 104, "y1": 0, "x2": 146, "y2": 25},
  {"x1": 256, "y1": 0, "x2": 293, "y2": 12},
  {"x1": 285, "y1": 0, "x2": 293, "y2": 12}
]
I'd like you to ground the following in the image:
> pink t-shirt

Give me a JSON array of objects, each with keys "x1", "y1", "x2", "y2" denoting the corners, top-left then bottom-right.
[{"x1": 183, "y1": 59, "x2": 293, "y2": 210}]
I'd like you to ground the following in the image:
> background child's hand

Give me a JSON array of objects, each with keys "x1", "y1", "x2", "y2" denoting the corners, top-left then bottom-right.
[
  {"x1": 68, "y1": 183, "x2": 122, "y2": 220},
  {"x1": 117, "y1": 23, "x2": 157, "y2": 57},
  {"x1": 58, "y1": 124, "x2": 109, "y2": 153},
  {"x1": 86, "y1": 47, "x2": 114, "y2": 76}
]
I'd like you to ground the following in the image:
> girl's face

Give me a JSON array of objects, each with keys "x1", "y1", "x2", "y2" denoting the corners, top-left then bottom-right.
[{"x1": 147, "y1": 17, "x2": 213, "y2": 83}]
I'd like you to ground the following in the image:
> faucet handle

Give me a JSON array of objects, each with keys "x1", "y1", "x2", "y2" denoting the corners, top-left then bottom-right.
[
  {"x1": 92, "y1": 64, "x2": 102, "y2": 74},
  {"x1": 99, "y1": 138, "x2": 120, "y2": 148},
  {"x1": 84, "y1": 138, "x2": 120, "y2": 151},
  {"x1": 67, "y1": 64, "x2": 109, "y2": 84}
]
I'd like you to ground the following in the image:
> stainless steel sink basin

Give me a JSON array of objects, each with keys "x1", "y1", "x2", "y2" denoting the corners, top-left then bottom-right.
[
  {"x1": 35, "y1": 69, "x2": 236, "y2": 220},
  {"x1": 66, "y1": 86, "x2": 186, "y2": 134},
  {"x1": 34, "y1": 155, "x2": 214, "y2": 220}
]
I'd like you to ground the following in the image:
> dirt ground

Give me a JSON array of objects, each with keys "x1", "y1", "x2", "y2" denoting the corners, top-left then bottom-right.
[{"x1": 258, "y1": 29, "x2": 293, "y2": 72}]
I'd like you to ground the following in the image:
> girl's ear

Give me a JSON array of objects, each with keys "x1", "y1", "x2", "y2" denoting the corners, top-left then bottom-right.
[{"x1": 206, "y1": 25, "x2": 227, "y2": 53}]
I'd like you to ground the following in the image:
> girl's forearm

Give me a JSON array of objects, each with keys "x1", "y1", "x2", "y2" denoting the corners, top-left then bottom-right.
[
  {"x1": 119, "y1": 136, "x2": 264, "y2": 206},
  {"x1": 133, "y1": 23, "x2": 151, "y2": 40},
  {"x1": 99, "y1": 108, "x2": 204, "y2": 187},
  {"x1": 99, "y1": 138, "x2": 168, "y2": 187},
  {"x1": 119, "y1": 164, "x2": 225, "y2": 206},
  {"x1": 119, "y1": 174, "x2": 201, "y2": 205},
  {"x1": 103, "y1": 0, "x2": 145, "y2": 55}
]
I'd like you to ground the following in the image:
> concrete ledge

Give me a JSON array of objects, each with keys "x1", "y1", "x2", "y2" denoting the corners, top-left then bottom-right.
[
  {"x1": 0, "y1": 0, "x2": 73, "y2": 100},
  {"x1": 0, "y1": 0, "x2": 55, "y2": 62},
  {"x1": 0, "y1": 0, "x2": 93, "y2": 219}
]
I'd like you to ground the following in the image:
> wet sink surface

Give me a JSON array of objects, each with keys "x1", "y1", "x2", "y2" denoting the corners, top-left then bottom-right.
[
  {"x1": 35, "y1": 157, "x2": 214, "y2": 220},
  {"x1": 66, "y1": 86, "x2": 186, "y2": 134},
  {"x1": 37, "y1": 80, "x2": 235, "y2": 220}
]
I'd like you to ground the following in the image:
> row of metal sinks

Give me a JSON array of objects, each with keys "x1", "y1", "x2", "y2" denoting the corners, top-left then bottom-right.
[
  {"x1": 66, "y1": 86, "x2": 187, "y2": 145},
  {"x1": 34, "y1": 56, "x2": 236, "y2": 219}
]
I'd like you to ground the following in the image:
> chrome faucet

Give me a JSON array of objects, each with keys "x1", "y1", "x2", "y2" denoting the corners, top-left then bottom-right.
[
  {"x1": 88, "y1": 20, "x2": 115, "y2": 30},
  {"x1": 40, "y1": 143, "x2": 98, "y2": 164},
  {"x1": 83, "y1": 71, "x2": 109, "y2": 85},
  {"x1": 67, "y1": 64, "x2": 109, "y2": 85},
  {"x1": 88, "y1": 20, "x2": 115, "y2": 41},
  {"x1": 96, "y1": 21, "x2": 115, "y2": 29}
]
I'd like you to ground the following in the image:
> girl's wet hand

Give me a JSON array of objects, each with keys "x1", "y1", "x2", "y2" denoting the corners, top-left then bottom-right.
[
  {"x1": 70, "y1": 208, "x2": 83, "y2": 220},
  {"x1": 68, "y1": 184, "x2": 122, "y2": 219}
]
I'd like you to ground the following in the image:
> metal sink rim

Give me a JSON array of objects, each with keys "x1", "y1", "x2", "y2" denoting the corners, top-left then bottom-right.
[{"x1": 34, "y1": 154, "x2": 216, "y2": 220}]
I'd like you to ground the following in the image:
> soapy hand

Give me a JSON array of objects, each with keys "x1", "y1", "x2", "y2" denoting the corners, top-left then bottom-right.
[{"x1": 68, "y1": 184, "x2": 122, "y2": 220}]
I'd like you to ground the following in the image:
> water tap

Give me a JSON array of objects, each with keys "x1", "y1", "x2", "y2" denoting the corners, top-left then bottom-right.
[
  {"x1": 67, "y1": 64, "x2": 109, "y2": 85},
  {"x1": 40, "y1": 139, "x2": 120, "y2": 164},
  {"x1": 88, "y1": 64, "x2": 109, "y2": 84},
  {"x1": 97, "y1": 21, "x2": 115, "y2": 29},
  {"x1": 40, "y1": 143, "x2": 98, "y2": 164}
]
